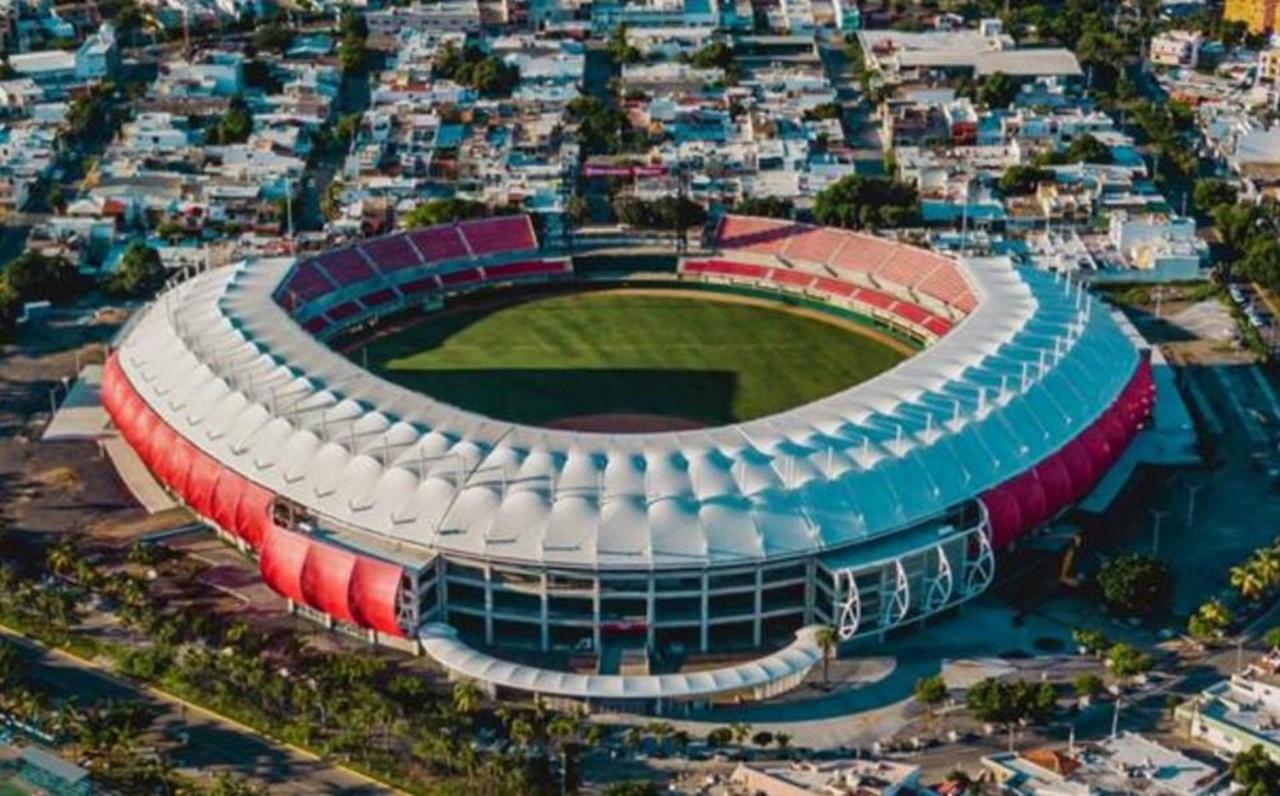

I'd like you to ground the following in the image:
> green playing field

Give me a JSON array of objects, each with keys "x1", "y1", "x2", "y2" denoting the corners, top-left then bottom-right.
[{"x1": 358, "y1": 289, "x2": 910, "y2": 427}]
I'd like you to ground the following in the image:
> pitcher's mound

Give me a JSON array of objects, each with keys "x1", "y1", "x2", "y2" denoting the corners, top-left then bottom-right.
[{"x1": 544, "y1": 414, "x2": 707, "y2": 433}]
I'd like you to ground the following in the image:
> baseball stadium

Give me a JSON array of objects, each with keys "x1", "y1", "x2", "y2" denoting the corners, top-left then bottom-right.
[{"x1": 98, "y1": 214, "x2": 1154, "y2": 713}]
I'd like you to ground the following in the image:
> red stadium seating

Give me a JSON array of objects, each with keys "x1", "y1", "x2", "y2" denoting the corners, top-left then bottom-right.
[
  {"x1": 459, "y1": 216, "x2": 536, "y2": 257},
  {"x1": 279, "y1": 260, "x2": 336, "y2": 304},
  {"x1": 813, "y1": 276, "x2": 857, "y2": 297},
  {"x1": 781, "y1": 226, "x2": 848, "y2": 265},
  {"x1": 892, "y1": 301, "x2": 931, "y2": 326},
  {"x1": 714, "y1": 216, "x2": 798, "y2": 256},
  {"x1": 359, "y1": 288, "x2": 398, "y2": 308},
  {"x1": 440, "y1": 267, "x2": 482, "y2": 287},
  {"x1": 326, "y1": 301, "x2": 361, "y2": 322},
  {"x1": 852, "y1": 288, "x2": 895, "y2": 311},
  {"x1": 683, "y1": 259, "x2": 769, "y2": 280},
  {"x1": 923, "y1": 316, "x2": 952, "y2": 337},
  {"x1": 361, "y1": 235, "x2": 421, "y2": 272},
  {"x1": 876, "y1": 248, "x2": 945, "y2": 290},
  {"x1": 768, "y1": 268, "x2": 814, "y2": 289},
  {"x1": 316, "y1": 248, "x2": 376, "y2": 285},
  {"x1": 302, "y1": 316, "x2": 330, "y2": 335},
  {"x1": 829, "y1": 234, "x2": 900, "y2": 275},
  {"x1": 484, "y1": 260, "x2": 567, "y2": 280},
  {"x1": 915, "y1": 262, "x2": 973, "y2": 308},
  {"x1": 407, "y1": 226, "x2": 470, "y2": 263},
  {"x1": 399, "y1": 275, "x2": 440, "y2": 296}
]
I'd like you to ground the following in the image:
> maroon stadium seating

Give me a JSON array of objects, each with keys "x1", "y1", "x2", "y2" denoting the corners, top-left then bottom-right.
[
  {"x1": 459, "y1": 216, "x2": 536, "y2": 257},
  {"x1": 361, "y1": 235, "x2": 421, "y2": 272}
]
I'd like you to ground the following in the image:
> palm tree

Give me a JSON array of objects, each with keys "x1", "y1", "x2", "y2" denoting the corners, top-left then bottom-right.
[
  {"x1": 1232, "y1": 562, "x2": 1266, "y2": 601},
  {"x1": 671, "y1": 729, "x2": 690, "y2": 757},
  {"x1": 730, "y1": 722, "x2": 752, "y2": 747},
  {"x1": 1256, "y1": 549, "x2": 1280, "y2": 592},
  {"x1": 509, "y1": 717, "x2": 536, "y2": 751},
  {"x1": 647, "y1": 720, "x2": 673, "y2": 755},
  {"x1": 452, "y1": 678, "x2": 483, "y2": 717},
  {"x1": 774, "y1": 732, "x2": 792, "y2": 758},
  {"x1": 624, "y1": 725, "x2": 644, "y2": 756},
  {"x1": 584, "y1": 722, "x2": 607, "y2": 747},
  {"x1": 815, "y1": 626, "x2": 838, "y2": 684},
  {"x1": 45, "y1": 538, "x2": 77, "y2": 578}
]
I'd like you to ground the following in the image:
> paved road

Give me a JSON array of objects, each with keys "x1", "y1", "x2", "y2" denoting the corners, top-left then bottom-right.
[{"x1": 1, "y1": 627, "x2": 395, "y2": 795}]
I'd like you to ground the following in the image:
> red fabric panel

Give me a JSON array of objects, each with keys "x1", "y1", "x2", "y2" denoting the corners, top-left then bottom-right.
[
  {"x1": 300, "y1": 541, "x2": 357, "y2": 625},
  {"x1": 259, "y1": 526, "x2": 309, "y2": 605},
  {"x1": 1010, "y1": 470, "x2": 1049, "y2": 530},
  {"x1": 162, "y1": 435, "x2": 196, "y2": 497},
  {"x1": 1102, "y1": 409, "x2": 1130, "y2": 454},
  {"x1": 185, "y1": 450, "x2": 222, "y2": 518},
  {"x1": 1034, "y1": 455, "x2": 1073, "y2": 514},
  {"x1": 132, "y1": 405, "x2": 160, "y2": 468},
  {"x1": 350, "y1": 556, "x2": 405, "y2": 637},
  {"x1": 148, "y1": 423, "x2": 178, "y2": 481},
  {"x1": 981, "y1": 486, "x2": 1022, "y2": 549},
  {"x1": 235, "y1": 482, "x2": 274, "y2": 551},
  {"x1": 1081, "y1": 424, "x2": 1113, "y2": 472},
  {"x1": 210, "y1": 469, "x2": 246, "y2": 535},
  {"x1": 1061, "y1": 438, "x2": 1096, "y2": 501}
]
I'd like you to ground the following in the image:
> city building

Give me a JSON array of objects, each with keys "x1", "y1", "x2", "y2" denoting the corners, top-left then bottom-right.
[
  {"x1": 1224, "y1": 0, "x2": 1278, "y2": 34},
  {"x1": 730, "y1": 759, "x2": 928, "y2": 796},
  {"x1": 1149, "y1": 30, "x2": 1205, "y2": 68},
  {"x1": 1179, "y1": 650, "x2": 1280, "y2": 762},
  {"x1": 983, "y1": 733, "x2": 1223, "y2": 795}
]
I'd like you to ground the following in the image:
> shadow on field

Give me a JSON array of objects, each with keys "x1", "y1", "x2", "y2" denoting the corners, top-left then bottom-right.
[{"x1": 368, "y1": 367, "x2": 740, "y2": 426}]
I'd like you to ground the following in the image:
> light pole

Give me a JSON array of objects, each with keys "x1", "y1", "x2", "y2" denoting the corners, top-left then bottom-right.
[
  {"x1": 1150, "y1": 508, "x2": 1167, "y2": 556},
  {"x1": 1186, "y1": 483, "x2": 1202, "y2": 529}
]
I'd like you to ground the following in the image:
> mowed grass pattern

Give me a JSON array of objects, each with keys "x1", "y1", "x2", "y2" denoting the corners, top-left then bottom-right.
[{"x1": 363, "y1": 292, "x2": 908, "y2": 426}]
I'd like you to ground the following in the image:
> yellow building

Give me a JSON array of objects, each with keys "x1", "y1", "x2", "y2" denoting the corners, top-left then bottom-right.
[{"x1": 1225, "y1": 0, "x2": 1278, "y2": 34}]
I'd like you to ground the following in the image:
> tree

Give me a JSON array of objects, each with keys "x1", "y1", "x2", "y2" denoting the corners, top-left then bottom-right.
[
  {"x1": 976, "y1": 71, "x2": 1019, "y2": 109},
  {"x1": 1072, "y1": 627, "x2": 1109, "y2": 656},
  {"x1": 914, "y1": 674, "x2": 948, "y2": 708},
  {"x1": 732, "y1": 197, "x2": 794, "y2": 219},
  {"x1": 1188, "y1": 599, "x2": 1233, "y2": 640},
  {"x1": 815, "y1": 626, "x2": 837, "y2": 684},
  {"x1": 964, "y1": 678, "x2": 1056, "y2": 725},
  {"x1": 402, "y1": 198, "x2": 488, "y2": 229},
  {"x1": 606, "y1": 25, "x2": 642, "y2": 66},
  {"x1": 2, "y1": 252, "x2": 83, "y2": 304},
  {"x1": 1263, "y1": 627, "x2": 1280, "y2": 651},
  {"x1": 705, "y1": 726, "x2": 733, "y2": 748},
  {"x1": 451, "y1": 678, "x2": 482, "y2": 716},
  {"x1": 107, "y1": 243, "x2": 166, "y2": 297},
  {"x1": 252, "y1": 22, "x2": 295, "y2": 54},
  {"x1": 813, "y1": 174, "x2": 920, "y2": 230},
  {"x1": 1106, "y1": 643, "x2": 1154, "y2": 678},
  {"x1": 1193, "y1": 178, "x2": 1238, "y2": 216},
  {"x1": 603, "y1": 782, "x2": 659, "y2": 796},
  {"x1": 208, "y1": 96, "x2": 254, "y2": 145},
  {"x1": 751, "y1": 730, "x2": 774, "y2": 748},
  {"x1": 1073, "y1": 673, "x2": 1103, "y2": 698},
  {"x1": 432, "y1": 43, "x2": 519, "y2": 97},
  {"x1": 729, "y1": 722, "x2": 752, "y2": 746},
  {"x1": 1095, "y1": 554, "x2": 1173, "y2": 618},
  {"x1": 1231, "y1": 744, "x2": 1280, "y2": 795},
  {"x1": 998, "y1": 165, "x2": 1054, "y2": 196}
]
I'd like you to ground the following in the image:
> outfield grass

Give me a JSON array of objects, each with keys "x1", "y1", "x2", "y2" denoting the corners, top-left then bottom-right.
[{"x1": 361, "y1": 289, "x2": 909, "y2": 427}]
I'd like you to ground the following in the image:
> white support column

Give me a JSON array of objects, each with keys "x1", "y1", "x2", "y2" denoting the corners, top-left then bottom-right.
[
  {"x1": 753, "y1": 568, "x2": 763, "y2": 648},
  {"x1": 700, "y1": 573, "x2": 710, "y2": 653},
  {"x1": 484, "y1": 564, "x2": 494, "y2": 646},
  {"x1": 540, "y1": 572, "x2": 550, "y2": 652},
  {"x1": 592, "y1": 576, "x2": 602, "y2": 653},
  {"x1": 647, "y1": 574, "x2": 656, "y2": 649}
]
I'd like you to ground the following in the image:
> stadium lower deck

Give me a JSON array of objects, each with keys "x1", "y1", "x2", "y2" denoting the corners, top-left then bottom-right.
[{"x1": 99, "y1": 215, "x2": 1154, "y2": 712}]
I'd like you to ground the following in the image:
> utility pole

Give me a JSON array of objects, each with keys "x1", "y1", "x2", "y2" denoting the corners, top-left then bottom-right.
[
  {"x1": 1111, "y1": 698, "x2": 1122, "y2": 739},
  {"x1": 1186, "y1": 483, "x2": 1202, "y2": 528}
]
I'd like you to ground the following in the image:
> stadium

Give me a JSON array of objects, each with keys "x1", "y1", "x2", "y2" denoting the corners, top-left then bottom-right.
[{"x1": 98, "y1": 214, "x2": 1154, "y2": 712}]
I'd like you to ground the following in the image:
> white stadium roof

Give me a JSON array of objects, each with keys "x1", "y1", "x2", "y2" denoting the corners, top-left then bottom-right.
[{"x1": 113, "y1": 254, "x2": 1136, "y2": 571}]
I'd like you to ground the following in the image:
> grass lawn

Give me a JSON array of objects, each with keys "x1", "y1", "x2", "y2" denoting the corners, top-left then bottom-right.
[{"x1": 359, "y1": 289, "x2": 909, "y2": 426}]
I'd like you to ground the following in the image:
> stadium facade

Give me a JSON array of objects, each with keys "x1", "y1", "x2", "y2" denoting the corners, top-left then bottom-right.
[{"x1": 99, "y1": 215, "x2": 1153, "y2": 711}]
